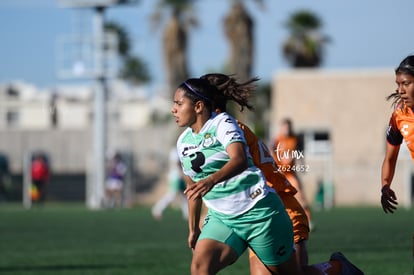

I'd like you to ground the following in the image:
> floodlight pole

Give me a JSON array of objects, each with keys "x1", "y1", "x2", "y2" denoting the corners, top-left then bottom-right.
[
  {"x1": 90, "y1": 6, "x2": 107, "y2": 210},
  {"x1": 60, "y1": 0, "x2": 138, "y2": 209}
]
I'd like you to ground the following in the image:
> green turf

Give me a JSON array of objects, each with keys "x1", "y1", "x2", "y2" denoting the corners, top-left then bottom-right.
[{"x1": 0, "y1": 203, "x2": 412, "y2": 274}]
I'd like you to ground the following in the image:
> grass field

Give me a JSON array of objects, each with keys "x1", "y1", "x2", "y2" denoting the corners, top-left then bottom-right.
[{"x1": 0, "y1": 203, "x2": 412, "y2": 275}]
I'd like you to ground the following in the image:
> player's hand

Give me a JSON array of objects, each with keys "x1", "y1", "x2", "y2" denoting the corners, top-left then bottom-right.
[
  {"x1": 188, "y1": 227, "x2": 201, "y2": 251},
  {"x1": 381, "y1": 185, "x2": 398, "y2": 213},
  {"x1": 184, "y1": 177, "x2": 214, "y2": 201}
]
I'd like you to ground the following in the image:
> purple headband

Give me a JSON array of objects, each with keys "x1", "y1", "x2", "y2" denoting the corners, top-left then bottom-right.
[{"x1": 183, "y1": 81, "x2": 211, "y2": 103}]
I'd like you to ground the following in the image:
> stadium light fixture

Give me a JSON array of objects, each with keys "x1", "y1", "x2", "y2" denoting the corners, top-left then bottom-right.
[{"x1": 58, "y1": 0, "x2": 138, "y2": 210}]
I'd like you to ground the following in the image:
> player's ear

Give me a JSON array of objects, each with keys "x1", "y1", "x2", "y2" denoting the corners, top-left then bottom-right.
[{"x1": 194, "y1": 100, "x2": 205, "y2": 114}]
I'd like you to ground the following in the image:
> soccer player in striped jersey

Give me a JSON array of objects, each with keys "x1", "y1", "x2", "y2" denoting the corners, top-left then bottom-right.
[
  {"x1": 201, "y1": 73, "x2": 364, "y2": 275},
  {"x1": 172, "y1": 77, "x2": 301, "y2": 275}
]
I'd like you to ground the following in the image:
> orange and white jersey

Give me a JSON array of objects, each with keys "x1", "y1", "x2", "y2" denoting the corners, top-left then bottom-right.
[
  {"x1": 237, "y1": 121, "x2": 297, "y2": 195},
  {"x1": 387, "y1": 107, "x2": 414, "y2": 160}
]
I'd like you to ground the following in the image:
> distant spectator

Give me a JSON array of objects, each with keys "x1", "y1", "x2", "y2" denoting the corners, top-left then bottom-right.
[
  {"x1": 104, "y1": 153, "x2": 127, "y2": 208},
  {"x1": 272, "y1": 118, "x2": 314, "y2": 229},
  {"x1": 31, "y1": 153, "x2": 50, "y2": 204},
  {"x1": 49, "y1": 93, "x2": 58, "y2": 128},
  {"x1": 0, "y1": 154, "x2": 11, "y2": 201}
]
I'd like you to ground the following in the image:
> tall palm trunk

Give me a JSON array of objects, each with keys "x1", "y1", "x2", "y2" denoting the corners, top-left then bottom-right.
[
  {"x1": 224, "y1": 1, "x2": 254, "y2": 123},
  {"x1": 224, "y1": 1, "x2": 254, "y2": 83},
  {"x1": 163, "y1": 9, "x2": 189, "y2": 95}
]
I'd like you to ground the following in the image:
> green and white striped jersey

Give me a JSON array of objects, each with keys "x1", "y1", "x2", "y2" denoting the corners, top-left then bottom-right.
[{"x1": 177, "y1": 112, "x2": 273, "y2": 215}]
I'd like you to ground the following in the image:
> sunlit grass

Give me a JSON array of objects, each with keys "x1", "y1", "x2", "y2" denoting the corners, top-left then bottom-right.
[{"x1": 0, "y1": 203, "x2": 412, "y2": 274}]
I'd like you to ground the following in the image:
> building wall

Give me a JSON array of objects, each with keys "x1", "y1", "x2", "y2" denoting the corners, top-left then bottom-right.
[
  {"x1": 0, "y1": 81, "x2": 152, "y2": 131},
  {"x1": 271, "y1": 69, "x2": 412, "y2": 207},
  {"x1": 58, "y1": 100, "x2": 91, "y2": 129},
  {"x1": 0, "y1": 125, "x2": 177, "y2": 175},
  {"x1": 0, "y1": 81, "x2": 183, "y2": 206}
]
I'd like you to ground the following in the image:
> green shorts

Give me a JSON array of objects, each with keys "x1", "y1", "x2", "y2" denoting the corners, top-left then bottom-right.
[
  {"x1": 199, "y1": 192, "x2": 294, "y2": 266},
  {"x1": 169, "y1": 177, "x2": 186, "y2": 192}
]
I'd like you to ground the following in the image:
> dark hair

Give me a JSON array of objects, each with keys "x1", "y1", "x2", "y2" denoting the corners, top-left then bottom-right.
[
  {"x1": 387, "y1": 55, "x2": 414, "y2": 109},
  {"x1": 200, "y1": 73, "x2": 259, "y2": 112},
  {"x1": 395, "y1": 55, "x2": 414, "y2": 76},
  {"x1": 281, "y1": 118, "x2": 294, "y2": 137},
  {"x1": 177, "y1": 78, "x2": 220, "y2": 113}
]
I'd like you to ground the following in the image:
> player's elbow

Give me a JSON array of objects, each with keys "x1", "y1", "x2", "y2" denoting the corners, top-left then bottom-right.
[{"x1": 234, "y1": 155, "x2": 248, "y2": 173}]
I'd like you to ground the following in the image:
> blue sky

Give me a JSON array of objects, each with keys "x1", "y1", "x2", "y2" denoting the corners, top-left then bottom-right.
[{"x1": 1, "y1": 0, "x2": 414, "y2": 92}]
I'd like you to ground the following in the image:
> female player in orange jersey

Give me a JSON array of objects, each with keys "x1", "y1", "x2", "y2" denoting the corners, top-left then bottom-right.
[
  {"x1": 382, "y1": 55, "x2": 414, "y2": 213},
  {"x1": 201, "y1": 73, "x2": 364, "y2": 275}
]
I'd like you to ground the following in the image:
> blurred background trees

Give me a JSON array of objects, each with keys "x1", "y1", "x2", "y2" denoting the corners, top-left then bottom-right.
[
  {"x1": 105, "y1": 3, "x2": 329, "y2": 135},
  {"x1": 105, "y1": 21, "x2": 151, "y2": 85},
  {"x1": 282, "y1": 9, "x2": 330, "y2": 68},
  {"x1": 150, "y1": 0, "x2": 198, "y2": 95},
  {"x1": 224, "y1": 0, "x2": 254, "y2": 83}
]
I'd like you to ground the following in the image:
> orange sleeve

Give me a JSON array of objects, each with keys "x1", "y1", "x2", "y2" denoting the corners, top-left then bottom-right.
[
  {"x1": 238, "y1": 121, "x2": 297, "y2": 195},
  {"x1": 273, "y1": 136, "x2": 297, "y2": 166}
]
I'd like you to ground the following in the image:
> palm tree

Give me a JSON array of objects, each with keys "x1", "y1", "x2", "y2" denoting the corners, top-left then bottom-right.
[
  {"x1": 282, "y1": 10, "x2": 330, "y2": 68},
  {"x1": 119, "y1": 56, "x2": 150, "y2": 84},
  {"x1": 105, "y1": 21, "x2": 150, "y2": 84},
  {"x1": 223, "y1": 0, "x2": 264, "y2": 124},
  {"x1": 151, "y1": 0, "x2": 197, "y2": 95},
  {"x1": 105, "y1": 21, "x2": 130, "y2": 56},
  {"x1": 223, "y1": 0, "x2": 254, "y2": 83}
]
